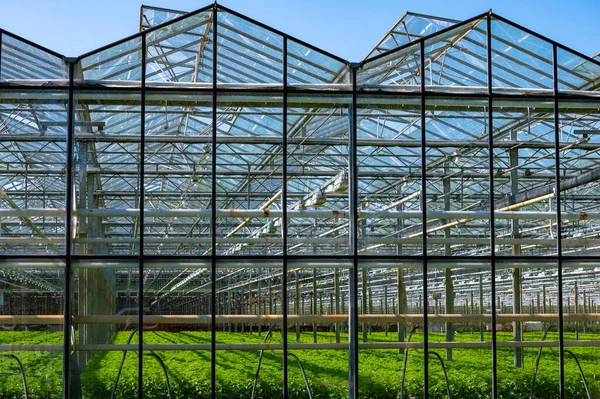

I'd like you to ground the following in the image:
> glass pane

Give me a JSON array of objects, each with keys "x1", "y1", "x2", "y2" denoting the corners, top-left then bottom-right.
[
  {"x1": 563, "y1": 260, "x2": 600, "y2": 399},
  {"x1": 287, "y1": 95, "x2": 351, "y2": 255},
  {"x1": 0, "y1": 34, "x2": 67, "y2": 82},
  {"x1": 215, "y1": 94, "x2": 283, "y2": 255},
  {"x1": 0, "y1": 259, "x2": 65, "y2": 398},
  {"x1": 72, "y1": 260, "x2": 140, "y2": 398},
  {"x1": 216, "y1": 260, "x2": 283, "y2": 398},
  {"x1": 141, "y1": 6, "x2": 187, "y2": 31},
  {"x1": 491, "y1": 19, "x2": 553, "y2": 93},
  {"x1": 557, "y1": 47, "x2": 600, "y2": 93},
  {"x1": 496, "y1": 259, "x2": 559, "y2": 397},
  {"x1": 492, "y1": 99, "x2": 556, "y2": 256},
  {"x1": 426, "y1": 98, "x2": 490, "y2": 255},
  {"x1": 357, "y1": 42, "x2": 421, "y2": 91},
  {"x1": 0, "y1": 90, "x2": 67, "y2": 255},
  {"x1": 78, "y1": 37, "x2": 142, "y2": 84},
  {"x1": 144, "y1": 92, "x2": 212, "y2": 255},
  {"x1": 358, "y1": 260, "x2": 423, "y2": 398},
  {"x1": 427, "y1": 260, "x2": 492, "y2": 398},
  {"x1": 73, "y1": 91, "x2": 142, "y2": 255},
  {"x1": 217, "y1": 12, "x2": 283, "y2": 85},
  {"x1": 288, "y1": 259, "x2": 350, "y2": 398},
  {"x1": 143, "y1": 260, "x2": 212, "y2": 397},
  {"x1": 558, "y1": 100, "x2": 600, "y2": 255},
  {"x1": 424, "y1": 18, "x2": 487, "y2": 90},
  {"x1": 357, "y1": 96, "x2": 422, "y2": 255},
  {"x1": 145, "y1": 10, "x2": 213, "y2": 85},
  {"x1": 367, "y1": 13, "x2": 458, "y2": 58},
  {"x1": 287, "y1": 40, "x2": 349, "y2": 88}
]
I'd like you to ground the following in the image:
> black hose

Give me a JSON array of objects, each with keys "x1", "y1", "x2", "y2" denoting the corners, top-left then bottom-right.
[
  {"x1": 288, "y1": 353, "x2": 313, "y2": 399},
  {"x1": 0, "y1": 354, "x2": 29, "y2": 399},
  {"x1": 529, "y1": 324, "x2": 591, "y2": 399},
  {"x1": 427, "y1": 351, "x2": 451, "y2": 399},
  {"x1": 529, "y1": 324, "x2": 553, "y2": 399},
  {"x1": 399, "y1": 324, "x2": 419, "y2": 399},
  {"x1": 144, "y1": 352, "x2": 174, "y2": 399},
  {"x1": 564, "y1": 350, "x2": 591, "y2": 399},
  {"x1": 110, "y1": 325, "x2": 163, "y2": 399},
  {"x1": 251, "y1": 326, "x2": 313, "y2": 399},
  {"x1": 251, "y1": 328, "x2": 273, "y2": 399}
]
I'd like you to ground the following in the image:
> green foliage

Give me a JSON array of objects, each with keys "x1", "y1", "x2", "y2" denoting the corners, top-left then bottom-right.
[{"x1": 2, "y1": 331, "x2": 600, "y2": 398}]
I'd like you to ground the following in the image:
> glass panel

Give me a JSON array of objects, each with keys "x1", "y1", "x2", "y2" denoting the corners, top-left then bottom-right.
[
  {"x1": 287, "y1": 40, "x2": 349, "y2": 88},
  {"x1": 143, "y1": 260, "x2": 212, "y2": 397},
  {"x1": 492, "y1": 99, "x2": 556, "y2": 256},
  {"x1": 73, "y1": 91, "x2": 142, "y2": 255},
  {"x1": 72, "y1": 260, "x2": 140, "y2": 398},
  {"x1": 144, "y1": 92, "x2": 212, "y2": 255},
  {"x1": 288, "y1": 259, "x2": 350, "y2": 398},
  {"x1": 424, "y1": 18, "x2": 487, "y2": 90},
  {"x1": 215, "y1": 94, "x2": 283, "y2": 255},
  {"x1": 357, "y1": 42, "x2": 421, "y2": 91},
  {"x1": 216, "y1": 259, "x2": 282, "y2": 398},
  {"x1": 287, "y1": 95, "x2": 351, "y2": 255},
  {"x1": 557, "y1": 47, "x2": 600, "y2": 92},
  {"x1": 0, "y1": 34, "x2": 67, "y2": 82},
  {"x1": 496, "y1": 259, "x2": 559, "y2": 397},
  {"x1": 367, "y1": 13, "x2": 458, "y2": 57},
  {"x1": 563, "y1": 260, "x2": 600, "y2": 399},
  {"x1": 426, "y1": 98, "x2": 490, "y2": 255},
  {"x1": 358, "y1": 260, "x2": 423, "y2": 398},
  {"x1": 427, "y1": 260, "x2": 492, "y2": 398},
  {"x1": 0, "y1": 90, "x2": 67, "y2": 255},
  {"x1": 491, "y1": 19, "x2": 553, "y2": 93},
  {"x1": 141, "y1": 6, "x2": 187, "y2": 31},
  {"x1": 558, "y1": 100, "x2": 600, "y2": 255},
  {"x1": 0, "y1": 259, "x2": 64, "y2": 398},
  {"x1": 145, "y1": 10, "x2": 213, "y2": 85},
  {"x1": 216, "y1": 12, "x2": 283, "y2": 85},
  {"x1": 78, "y1": 37, "x2": 142, "y2": 85},
  {"x1": 357, "y1": 96, "x2": 422, "y2": 255}
]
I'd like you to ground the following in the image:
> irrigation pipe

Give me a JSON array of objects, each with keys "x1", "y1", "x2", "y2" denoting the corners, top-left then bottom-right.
[
  {"x1": 529, "y1": 324, "x2": 590, "y2": 399},
  {"x1": 251, "y1": 326, "x2": 313, "y2": 399},
  {"x1": 0, "y1": 354, "x2": 29, "y2": 399},
  {"x1": 110, "y1": 325, "x2": 173, "y2": 399}
]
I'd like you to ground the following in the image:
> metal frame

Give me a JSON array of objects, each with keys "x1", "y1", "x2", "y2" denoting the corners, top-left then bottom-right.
[{"x1": 0, "y1": 3, "x2": 599, "y2": 399}]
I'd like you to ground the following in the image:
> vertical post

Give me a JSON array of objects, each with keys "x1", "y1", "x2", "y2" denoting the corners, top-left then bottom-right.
[
  {"x1": 397, "y1": 267, "x2": 406, "y2": 345},
  {"x1": 335, "y1": 268, "x2": 340, "y2": 343},
  {"x1": 574, "y1": 282, "x2": 579, "y2": 340},
  {"x1": 295, "y1": 271, "x2": 300, "y2": 341},
  {"x1": 348, "y1": 62, "x2": 359, "y2": 399},
  {"x1": 282, "y1": 36, "x2": 289, "y2": 398},
  {"x1": 443, "y1": 163, "x2": 454, "y2": 360},
  {"x1": 419, "y1": 39, "x2": 430, "y2": 398},
  {"x1": 362, "y1": 268, "x2": 368, "y2": 342},
  {"x1": 211, "y1": 6, "x2": 218, "y2": 398},
  {"x1": 486, "y1": 14, "x2": 498, "y2": 399},
  {"x1": 63, "y1": 57, "x2": 75, "y2": 399},
  {"x1": 139, "y1": 32, "x2": 147, "y2": 399},
  {"x1": 480, "y1": 275, "x2": 484, "y2": 342},
  {"x1": 313, "y1": 269, "x2": 317, "y2": 343},
  {"x1": 552, "y1": 43, "x2": 565, "y2": 399}
]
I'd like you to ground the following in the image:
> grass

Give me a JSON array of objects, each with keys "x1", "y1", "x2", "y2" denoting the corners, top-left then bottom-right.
[{"x1": 1, "y1": 329, "x2": 600, "y2": 398}]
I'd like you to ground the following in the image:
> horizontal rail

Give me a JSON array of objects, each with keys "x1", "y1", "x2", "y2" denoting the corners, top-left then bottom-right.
[
  {"x1": 3, "y1": 313, "x2": 600, "y2": 325},
  {"x1": 3, "y1": 340, "x2": 600, "y2": 352}
]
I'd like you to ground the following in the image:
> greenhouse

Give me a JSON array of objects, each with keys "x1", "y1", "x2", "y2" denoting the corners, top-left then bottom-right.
[{"x1": 0, "y1": 3, "x2": 599, "y2": 398}]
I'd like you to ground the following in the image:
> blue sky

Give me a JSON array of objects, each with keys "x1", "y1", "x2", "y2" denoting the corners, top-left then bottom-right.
[{"x1": 0, "y1": 0, "x2": 598, "y2": 61}]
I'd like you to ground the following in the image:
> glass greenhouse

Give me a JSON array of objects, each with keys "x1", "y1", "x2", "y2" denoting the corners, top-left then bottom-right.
[{"x1": 0, "y1": 3, "x2": 599, "y2": 398}]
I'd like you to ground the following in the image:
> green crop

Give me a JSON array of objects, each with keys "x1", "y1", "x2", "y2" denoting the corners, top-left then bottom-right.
[{"x1": 1, "y1": 330, "x2": 600, "y2": 398}]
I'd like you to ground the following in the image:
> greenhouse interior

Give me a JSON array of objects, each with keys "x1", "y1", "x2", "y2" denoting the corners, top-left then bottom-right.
[{"x1": 0, "y1": 3, "x2": 599, "y2": 398}]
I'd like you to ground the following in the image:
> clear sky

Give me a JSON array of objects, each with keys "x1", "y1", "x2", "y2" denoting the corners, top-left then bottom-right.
[{"x1": 0, "y1": 0, "x2": 598, "y2": 61}]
